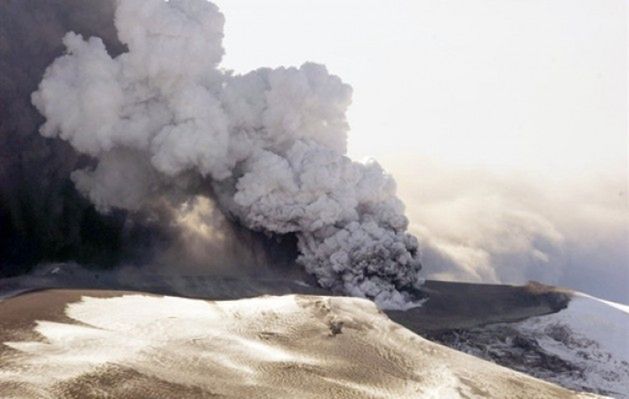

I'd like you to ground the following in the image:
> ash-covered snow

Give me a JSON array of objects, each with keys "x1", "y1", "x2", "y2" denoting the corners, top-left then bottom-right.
[
  {"x1": 431, "y1": 293, "x2": 629, "y2": 398},
  {"x1": 514, "y1": 294, "x2": 629, "y2": 397}
]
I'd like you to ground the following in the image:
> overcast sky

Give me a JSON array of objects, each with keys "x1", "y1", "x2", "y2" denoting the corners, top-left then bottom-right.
[
  {"x1": 214, "y1": 0, "x2": 628, "y2": 302},
  {"x1": 216, "y1": 0, "x2": 626, "y2": 175}
]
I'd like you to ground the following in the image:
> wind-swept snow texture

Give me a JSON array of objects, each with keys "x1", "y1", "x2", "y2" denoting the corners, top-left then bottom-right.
[
  {"x1": 31, "y1": 0, "x2": 422, "y2": 309},
  {"x1": 0, "y1": 291, "x2": 603, "y2": 398}
]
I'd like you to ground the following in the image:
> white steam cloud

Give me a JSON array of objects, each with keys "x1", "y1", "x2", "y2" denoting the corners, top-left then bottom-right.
[{"x1": 31, "y1": 0, "x2": 422, "y2": 309}]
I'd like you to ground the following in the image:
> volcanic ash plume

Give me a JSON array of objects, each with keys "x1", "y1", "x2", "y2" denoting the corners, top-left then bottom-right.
[{"x1": 32, "y1": 0, "x2": 422, "y2": 308}]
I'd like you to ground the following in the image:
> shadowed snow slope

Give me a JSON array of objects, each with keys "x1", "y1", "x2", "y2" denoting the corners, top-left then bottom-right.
[{"x1": 0, "y1": 290, "x2": 602, "y2": 398}]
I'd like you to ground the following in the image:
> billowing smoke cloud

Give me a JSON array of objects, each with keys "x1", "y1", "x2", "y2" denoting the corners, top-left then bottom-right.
[
  {"x1": 30, "y1": 0, "x2": 422, "y2": 308},
  {"x1": 0, "y1": 0, "x2": 128, "y2": 272},
  {"x1": 0, "y1": 0, "x2": 296, "y2": 280}
]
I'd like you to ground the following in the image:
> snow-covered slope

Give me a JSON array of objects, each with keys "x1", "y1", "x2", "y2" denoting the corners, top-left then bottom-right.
[
  {"x1": 515, "y1": 293, "x2": 629, "y2": 397},
  {"x1": 433, "y1": 293, "x2": 629, "y2": 398},
  {"x1": 0, "y1": 290, "x2": 602, "y2": 398}
]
